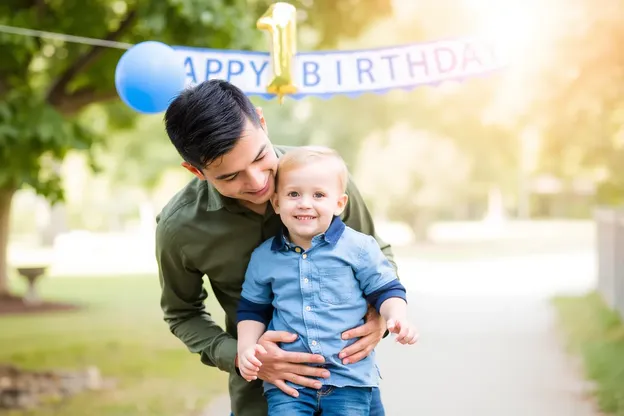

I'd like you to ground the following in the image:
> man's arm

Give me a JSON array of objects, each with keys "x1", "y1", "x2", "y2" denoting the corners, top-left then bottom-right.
[
  {"x1": 156, "y1": 220, "x2": 237, "y2": 374},
  {"x1": 341, "y1": 173, "x2": 398, "y2": 274}
]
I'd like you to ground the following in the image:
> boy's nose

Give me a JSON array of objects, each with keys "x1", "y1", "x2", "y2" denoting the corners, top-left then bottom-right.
[{"x1": 297, "y1": 196, "x2": 312, "y2": 208}]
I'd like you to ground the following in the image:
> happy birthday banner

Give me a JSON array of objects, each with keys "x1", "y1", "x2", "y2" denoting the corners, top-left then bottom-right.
[
  {"x1": 114, "y1": 2, "x2": 506, "y2": 113},
  {"x1": 175, "y1": 37, "x2": 503, "y2": 100}
]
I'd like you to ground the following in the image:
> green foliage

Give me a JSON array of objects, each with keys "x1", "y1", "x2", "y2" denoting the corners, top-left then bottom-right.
[
  {"x1": 97, "y1": 115, "x2": 181, "y2": 191},
  {"x1": 553, "y1": 292, "x2": 624, "y2": 415},
  {"x1": 0, "y1": 0, "x2": 393, "y2": 200},
  {"x1": 0, "y1": 0, "x2": 393, "y2": 292},
  {"x1": 526, "y1": 0, "x2": 624, "y2": 205},
  {"x1": 0, "y1": 91, "x2": 94, "y2": 201}
]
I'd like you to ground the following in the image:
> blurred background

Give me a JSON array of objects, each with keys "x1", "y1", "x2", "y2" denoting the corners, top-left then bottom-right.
[{"x1": 1, "y1": 0, "x2": 623, "y2": 415}]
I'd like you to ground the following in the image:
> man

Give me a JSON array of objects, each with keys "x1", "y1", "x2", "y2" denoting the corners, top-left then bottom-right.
[{"x1": 156, "y1": 79, "x2": 398, "y2": 416}]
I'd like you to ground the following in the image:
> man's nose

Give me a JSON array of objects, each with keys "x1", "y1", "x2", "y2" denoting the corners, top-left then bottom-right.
[{"x1": 248, "y1": 169, "x2": 265, "y2": 189}]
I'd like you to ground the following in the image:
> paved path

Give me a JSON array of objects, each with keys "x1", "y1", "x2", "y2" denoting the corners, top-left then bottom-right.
[{"x1": 204, "y1": 250, "x2": 600, "y2": 415}]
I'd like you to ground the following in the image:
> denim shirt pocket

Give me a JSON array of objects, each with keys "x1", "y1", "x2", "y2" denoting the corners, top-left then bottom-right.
[{"x1": 318, "y1": 266, "x2": 358, "y2": 304}]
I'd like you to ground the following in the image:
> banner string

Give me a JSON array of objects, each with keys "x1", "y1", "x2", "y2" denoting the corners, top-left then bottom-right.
[{"x1": 0, "y1": 24, "x2": 133, "y2": 49}]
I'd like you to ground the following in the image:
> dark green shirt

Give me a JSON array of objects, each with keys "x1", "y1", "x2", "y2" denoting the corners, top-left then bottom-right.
[{"x1": 155, "y1": 145, "x2": 396, "y2": 416}]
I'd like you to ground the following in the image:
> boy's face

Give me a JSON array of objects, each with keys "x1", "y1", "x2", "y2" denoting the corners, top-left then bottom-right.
[{"x1": 271, "y1": 161, "x2": 348, "y2": 244}]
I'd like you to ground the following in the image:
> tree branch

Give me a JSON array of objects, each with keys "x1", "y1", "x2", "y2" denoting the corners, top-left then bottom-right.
[
  {"x1": 46, "y1": 9, "x2": 137, "y2": 109},
  {"x1": 56, "y1": 88, "x2": 119, "y2": 116},
  {"x1": 0, "y1": 77, "x2": 8, "y2": 99},
  {"x1": 35, "y1": 0, "x2": 47, "y2": 20}
]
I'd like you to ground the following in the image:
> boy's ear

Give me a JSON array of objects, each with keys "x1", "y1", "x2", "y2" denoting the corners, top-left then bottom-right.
[
  {"x1": 334, "y1": 194, "x2": 348, "y2": 216},
  {"x1": 270, "y1": 192, "x2": 280, "y2": 213}
]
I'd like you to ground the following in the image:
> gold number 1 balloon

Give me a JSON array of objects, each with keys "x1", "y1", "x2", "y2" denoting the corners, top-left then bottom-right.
[{"x1": 257, "y1": 2, "x2": 298, "y2": 103}]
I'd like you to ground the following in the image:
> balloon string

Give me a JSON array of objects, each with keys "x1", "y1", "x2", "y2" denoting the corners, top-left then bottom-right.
[{"x1": 0, "y1": 24, "x2": 133, "y2": 49}]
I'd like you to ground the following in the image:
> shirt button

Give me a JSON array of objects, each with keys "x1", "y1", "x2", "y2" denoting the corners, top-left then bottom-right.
[
  {"x1": 302, "y1": 254, "x2": 307, "y2": 259},
  {"x1": 305, "y1": 306, "x2": 311, "y2": 311},
  {"x1": 311, "y1": 340, "x2": 317, "y2": 346},
  {"x1": 304, "y1": 278, "x2": 309, "y2": 283},
  {"x1": 295, "y1": 247, "x2": 301, "y2": 253}
]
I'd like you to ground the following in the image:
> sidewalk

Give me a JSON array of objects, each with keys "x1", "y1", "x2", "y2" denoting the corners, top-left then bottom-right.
[
  {"x1": 376, "y1": 252, "x2": 599, "y2": 415},
  {"x1": 204, "y1": 250, "x2": 600, "y2": 416}
]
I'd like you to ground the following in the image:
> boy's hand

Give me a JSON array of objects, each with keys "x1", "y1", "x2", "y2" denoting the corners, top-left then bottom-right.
[
  {"x1": 239, "y1": 344, "x2": 268, "y2": 382},
  {"x1": 387, "y1": 318, "x2": 419, "y2": 345}
]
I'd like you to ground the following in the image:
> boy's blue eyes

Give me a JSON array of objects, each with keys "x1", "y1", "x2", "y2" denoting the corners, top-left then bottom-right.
[{"x1": 287, "y1": 192, "x2": 325, "y2": 198}]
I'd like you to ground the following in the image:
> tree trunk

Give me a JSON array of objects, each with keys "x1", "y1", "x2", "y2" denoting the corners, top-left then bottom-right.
[{"x1": 0, "y1": 187, "x2": 16, "y2": 296}]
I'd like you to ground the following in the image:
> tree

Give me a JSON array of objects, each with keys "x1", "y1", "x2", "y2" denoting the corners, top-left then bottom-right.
[
  {"x1": 523, "y1": 0, "x2": 624, "y2": 205},
  {"x1": 0, "y1": 0, "x2": 393, "y2": 295},
  {"x1": 354, "y1": 124, "x2": 472, "y2": 240}
]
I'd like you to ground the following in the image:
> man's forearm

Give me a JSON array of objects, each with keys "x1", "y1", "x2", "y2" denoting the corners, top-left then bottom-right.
[{"x1": 167, "y1": 313, "x2": 237, "y2": 373}]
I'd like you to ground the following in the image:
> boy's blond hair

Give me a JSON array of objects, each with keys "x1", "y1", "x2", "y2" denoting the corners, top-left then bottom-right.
[{"x1": 276, "y1": 146, "x2": 349, "y2": 193}]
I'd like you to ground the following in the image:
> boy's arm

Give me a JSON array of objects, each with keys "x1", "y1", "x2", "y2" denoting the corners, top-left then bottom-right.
[
  {"x1": 236, "y1": 297, "x2": 272, "y2": 353},
  {"x1": 236, "y1": 299, "x2": 270, "y2": 381},
  {"x1": 236, "y1": 256, "x2": 274, "y2": 363},
  {"x1": 337, "y1": 179, "x2": 401, "y2": 362},
  {"x1": 342, "y1": 174, "x2": 398, "y2": 275},
  {"x1": 379, "y1": 298, "x2": 408, "y2": 323},
  {"x1": 354, "y1": 238, "x2": 418, "y2": 345},
  {"x1": 354, "y1": 235, "x2": 408, "y2": 314}
]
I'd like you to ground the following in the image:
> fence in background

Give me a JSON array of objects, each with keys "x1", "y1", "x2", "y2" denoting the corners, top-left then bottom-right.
[{"x1": 596, "y1": 208, "x2": 624, "y2": 319}]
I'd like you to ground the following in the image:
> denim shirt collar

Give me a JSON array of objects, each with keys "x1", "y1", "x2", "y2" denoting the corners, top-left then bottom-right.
[{"x1": 271, "y1": 216, "x2": 346, "y2": 252}]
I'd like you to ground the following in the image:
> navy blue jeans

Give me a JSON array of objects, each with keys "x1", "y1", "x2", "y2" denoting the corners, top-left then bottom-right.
[
  {"x1": 265, "y1": 386, "x2": 372, "y2": 415},
  {"x1": 229, "y1": 386, "x2": 384, "y2": 416}
]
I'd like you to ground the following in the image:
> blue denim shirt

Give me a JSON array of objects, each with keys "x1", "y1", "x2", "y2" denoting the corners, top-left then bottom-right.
[{"x1": 237, "y1": 217, "x2": 406, "y2": 391}]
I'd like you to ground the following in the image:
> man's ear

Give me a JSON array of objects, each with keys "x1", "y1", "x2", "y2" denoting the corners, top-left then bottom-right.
[
  {"x1": 334, "y1": 194, "x2": 349, "y2": 216},
  {"x1": 256, "y1": 106, "x2": 268, "y2": 132},
  {"x1": 181, "y1": 162, "x2": 205, "y2": 180},
  {"x1": 270, "y1": 192, "x2": 280, "y2": 214}
]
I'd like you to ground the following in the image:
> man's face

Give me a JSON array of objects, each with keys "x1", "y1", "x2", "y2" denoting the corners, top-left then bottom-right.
[
  {"x1": 183, "y1": 116, "x2": 278, "y2": 206},
  {"x1": 271, "y1": 161, "x2": 348, "y2": 244}
]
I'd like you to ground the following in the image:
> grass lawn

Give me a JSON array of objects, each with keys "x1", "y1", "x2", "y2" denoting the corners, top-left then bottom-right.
[
  {"x1": 1, "y1": 275, "x2": 228, "y2": 416},
  {"x1": 553, "y1": 292, "x2": 624, "y2": 415}
]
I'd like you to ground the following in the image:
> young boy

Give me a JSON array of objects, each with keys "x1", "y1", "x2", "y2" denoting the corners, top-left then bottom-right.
[{"x1": 236, "y1": 146, "x2": 418, "y2": 415}]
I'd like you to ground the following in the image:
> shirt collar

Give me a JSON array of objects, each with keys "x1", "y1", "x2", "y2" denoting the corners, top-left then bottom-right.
[
  {"x1": 271, "y1": 216, "x2": 346, "y2": 252},
  {"x1": 205, "y1": 145, "x2": 285, "y2": 212}
]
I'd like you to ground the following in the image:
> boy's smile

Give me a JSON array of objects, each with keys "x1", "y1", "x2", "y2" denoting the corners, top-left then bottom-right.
[{"x1": 271, "y1": 160, "x2": 348, "y2": 249}]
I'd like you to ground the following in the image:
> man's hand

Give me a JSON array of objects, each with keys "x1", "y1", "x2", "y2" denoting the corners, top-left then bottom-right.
[
  {"x1": 339, "y1": 306, "x2": 386, "y2": 365},
  {"x1": 255, "y1": 331, "x2": 330, "y2": 398}
]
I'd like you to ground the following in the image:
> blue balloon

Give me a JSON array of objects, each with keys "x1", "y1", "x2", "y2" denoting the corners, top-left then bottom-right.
[{"x1": 115, "y1": 41, "x2": 186, "y2": 114}]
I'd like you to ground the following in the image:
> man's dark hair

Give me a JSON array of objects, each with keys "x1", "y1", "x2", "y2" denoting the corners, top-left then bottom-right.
[{"x1": 164, "y1": 79, "x2": 262, "y2": 169}]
